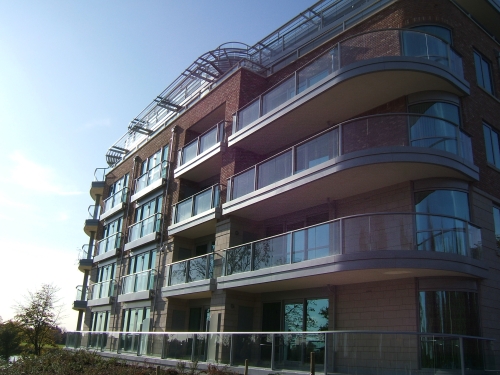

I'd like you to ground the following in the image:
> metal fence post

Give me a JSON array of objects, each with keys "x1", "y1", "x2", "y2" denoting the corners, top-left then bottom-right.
[
  {"x1": 459, "y1": 337, "x2": 465, "y2": 375},
  {"x1": 271, "y1": 334, "x2": 276, "y2": 370}
]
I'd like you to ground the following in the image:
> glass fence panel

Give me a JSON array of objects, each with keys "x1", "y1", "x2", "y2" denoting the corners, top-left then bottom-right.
[
  {"x1": 182, "y1": 140, "x2": 198, "y2": 165},
  {"x1": 410, "y1": 116, "x2": 458, "y2": 155},
  {"x1": 292, "y1": 223, "x2": 331, "y2": 262},
  {"x1": 297, "y1": 52, "x2": 332, "y2": 94},
  {"x1": 262, "y1": 77, "x2": 295, "y2": 116},
  {"x1": 199, "y1": 126, "x2": 218, "y2": 154},
  {"x1": 257, "y1": 150, "x2": 292, "y2": 189},
  {"x1": 122, "y1": 270, "x2": 154, "y2": 294},
  {"x1": 188, "y1": 255, "x2": 209, "y2": 282},
  {"x1": 103, "y1": 188, "x2": 127, "y2": 212},
  {"x1": 170, "y1": 262, "x2": 187, "y2": 286},
  {"x1": 253, "y1": 234, "x2": 290, "y2": 270},
  {"x1": 97, "y1": 233, "x2": 121, "y2": 255},
  {"x1": 296, "y1": 129, "x2": 339, "y2": 173},
  {"x1": 237, "y1": 100, "x2": 260, "y2": 131},
  {"x1": 232, "y1": 169, "x2": 255, "y2": 200},
  {"x1": 194, "y1": 189, "x2": 212, "y2": 216},
  {"x1": 164, "y1": 334, "x2": 195, "y2": 360},
  {"x1": 176, "y1": 199, "x2": 193, "y2": 223},
  {"x1": 144, "y1": 334, "x2": 164, "y2": 357},
  {"x1": 129, "y1": 214, "x2": 160, "y2": 242},
  {"x1": 224, "y1": 244, "x2": 252, "y2": 276},
  {"x1": 206, "y1": 333, "x2": 231, "y2": 364},
  {"x1": 416, "y1": 215, "x2": 467, "y2": 255},
  {"x1": 232, "y1": 334, "x2": 271, "y2": 367},
  {"x1": 91, "y1": 280, "x2": 114, "y2": 299},
  {"x1": 369, "y1": 214, "x2": 414, "y2": 251},
  {"x1": 342, "y1": 215, "x2": 371, "y2": 253},
  {"x1": 120, "y1": 333, "x2": 142, "y2": 354},
  {"x1": 273, "y1": 333, "x2": 326, "y2": 372}
]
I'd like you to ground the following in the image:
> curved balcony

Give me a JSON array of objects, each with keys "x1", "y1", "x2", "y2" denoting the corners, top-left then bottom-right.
[
  {"x1": 223, "y1": 113, "x2": 478, "y2": 222},
  {"x1": 89, "y1": 168, "x2": 107, "y2": 201},
  {"x1": 87, "y1": 280, "x2": 115, "y2": 307},
  {"x1": 168, "y1": 184, "x2": 221, "y2": 238},
  {"x1": 124, "y1": 213, "x2": 162, "y2": 251},
  {"x1": 217, "y1": 212, "x2": 485, "y2": 293},
  {"x1": 229, "y1": 29, "x2": 469, "y2": 155},
  {"x1": 83, "y1": 205, "x2": 100, "y2": 236},
  {"x1": 130, "y1": 161, "x2": 168, "y2": 202},
  {"x1": 117, "y1": 269, "x2": 156, "y2": 303},
  {"x1": 100, "y1": 187, "x2": 128, "y2": 220},
  {"x1": 94, "y1": 233, "x2": 123, "y2": 263},
  {"x1": 77, "y1": 245, "x2": 93, "y2": 272},
  {"x1": 174, "y1": 121, "x2": 225, "y2": 182},
  {"x1": 162, "y1": 253, "x2": 216, "y2": 298},
  {"x1": 72, "y1": 285, "x2": 88, "y2": 311}
]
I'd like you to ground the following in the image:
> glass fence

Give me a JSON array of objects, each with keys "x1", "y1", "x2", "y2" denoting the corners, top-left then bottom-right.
[
  {"x1": 128, "y1": 213, "x2": 162, "y2": 242},
  {"x1": 103, "y1": 187, "x2": 128, "y2": 213},
  {"x1": 178, "y1": 122, "x2": 225, "y2": 167},
  {"x1": 89, "y1": 280, "x2": 115, "y2": 300},
  {"x1": 167, "y1": 253, "x2": 214, "y2": 286},
  {"x1": 173, "y1": 185, "x2": 221, "y2": 225},
  {"x1": 136, "y1": 161, "x2": 168, "y2": 193},
  {"x1": 66, "y1": 330, "x2": 497, "y2": 373},
  {"x1": 75, "y1": 285, "x2": 87, "y2": 301},
  {"x1": 96, "y1": 233, "x2": 122, "y2": 255},
  {"x1": 220, "y1": 213, "x2": 481, "y2": 277},
  {"x1": 121, "y1": 269, "x2": 156, "y2": 294},
  {"x1": 236, "y1": 29, "x2": 464, "y2": 132},
  {"x1": 227, "y1": 114, "x2": 472, "y2": 202}
]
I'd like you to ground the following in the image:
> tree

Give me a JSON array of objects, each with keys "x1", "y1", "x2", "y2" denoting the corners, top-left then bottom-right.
[
  {"x1": 0, "y1": 320, "x2": 22, "y2": 361},
  {"x1": 14, "y1": 284, "x2": 62, "y2": 356}
]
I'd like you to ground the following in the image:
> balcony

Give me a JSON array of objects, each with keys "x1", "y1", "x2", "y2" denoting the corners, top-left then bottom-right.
[
  {"x1": 168, "y1": 185, "x2": 221, "y2": 238},
  {"x1": 100, "y1": 187, "x2": 128, "y2": 220},
  {"x1": 89, "y1": 168, "x2": 106, "y2": 201},
  {"x1": 130, "y1": 161, "x2": 168, "y2": 202},
  {"x1": 124, "y1": 213, "x2": 162, "y2": 251},
  {"x1": 217, "y1": 212, "x2": 485, "y2": 293},
  {"x1": 83, "y1": 205, "x2": 100, "y2": 236},
  {"x1": 72, "y1": 285, "x2": 88, "y2": 311},
  {"x1": 229, "y1": 29, "x2": 469, "y2": 156},
  {"x1": 117, "y1": 269, "x2": 156, "y2": 303},
  {"x1": 453, "y1": 0, "x2": 500, "y2": 40},
  {"x1": 224, "y1": 114, "x2": 478, "y2": 222},
  {"x1": 77, "y1": 245, "x2": 93, "y2": 272},
  {"x1": 87, "y1": 280, "x2": 115, "y2": 307},
  {"x1": 174, "y1": 121, "x2": 225, "y2": 182},
  {"x1": 162, "y1": 253, "x2": 216, "y2": 298},
  {"x1": 94, "y1": 233, "x2": 123, "y2": 263}
]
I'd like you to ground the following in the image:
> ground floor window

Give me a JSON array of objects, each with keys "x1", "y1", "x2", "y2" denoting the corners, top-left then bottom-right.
[
  {"x1": 120, "y1": 307, "x2": 151, "y2": 354},
  {"x1": 88, "y1": 310, "x2": 110, "y2": 348}
]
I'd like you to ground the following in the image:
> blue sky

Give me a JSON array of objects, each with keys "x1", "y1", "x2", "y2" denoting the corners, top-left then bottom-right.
[{"x1": 0, "y1": 0, "x2": 314, "y2": 329}]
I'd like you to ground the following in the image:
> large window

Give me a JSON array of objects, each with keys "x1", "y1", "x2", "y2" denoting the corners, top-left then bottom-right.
[
  {"x1": 120, "y1": 306, "x2": 151, "y2": 354},
  {"x1": 98, "y1": 217, "x2": 122, "y2": 254},
  {"x1": 122, "y1": 250, "x2": 157, "y2": 294},
  {"x1": 474, "y1": 50, "x2": 494, "y2": 95},
  {"x1": 483, "y1": 123, "x2": 500, "y2": 168},
  {"x1": 92, "y1": 263, "x2": 115, "y2": 299}
]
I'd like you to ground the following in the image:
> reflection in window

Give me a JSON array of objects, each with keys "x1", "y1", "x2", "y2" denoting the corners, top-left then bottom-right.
[
  {"x1": 411, "y1": 25, "x2": 452, "y2": 44},
  {"x1": 474, "y1": 50, "x2": 494, "y2": 95},
  {"x1": 121, "y1": 307, "x2": 151, "y2": 354},
  {"x1": 483, "y1": 123, "x2": 500, "y2": 169},
  {"x1": 415, "y1": 190, "x2": 469, "y2": 220}
]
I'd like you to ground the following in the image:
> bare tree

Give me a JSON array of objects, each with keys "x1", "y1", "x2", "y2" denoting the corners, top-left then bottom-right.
[{"x1": 14, "y1": 284, "x2": 63, "y2": 355}]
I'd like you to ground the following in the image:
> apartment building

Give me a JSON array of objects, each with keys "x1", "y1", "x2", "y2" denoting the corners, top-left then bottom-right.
[{"x1": 69, "y1": 0, "x2": 500, "y2": 372}]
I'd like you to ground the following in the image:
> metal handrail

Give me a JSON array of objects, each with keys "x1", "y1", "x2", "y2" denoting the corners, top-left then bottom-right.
[
  {"x1": 127, "y1": 213, "x2": 162, "y2": 242},
  {"x1": 121, "y1": 269, "x2": 156, "y2": 294},
  {"x1": 177, "y1": 121, "x2": 225, "y2": 166},
  {"x1": 102, "y1": 187, "x2": 128, "y2": 213},
  {"x1": 94, "y1": 168, "x2": 108, "y2": 181},
  {"x1": 96, "y1": 232, "x2": 123, "y2": 255},
  {"x1": 134, "y1": 160, "x2": 168, "y2": 193},
  {"x1": 172, "y1": 184, "x2": 221, "y2": 224}
]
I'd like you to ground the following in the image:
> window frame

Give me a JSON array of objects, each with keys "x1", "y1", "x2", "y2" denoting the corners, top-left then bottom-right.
[
  {"x1": 473, "y1": 50, "x2": 495, "y2": 95},
  {"x1": 483, "y1": 122, "x2": 500, "y2": 169}
]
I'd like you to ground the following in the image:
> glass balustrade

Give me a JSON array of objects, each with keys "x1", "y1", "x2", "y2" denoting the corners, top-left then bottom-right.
[
  {"x1": 90, "y1": 280, "x2": 115, "y2": 300},
  {"x1": 228, "y1": 114, "x2": 472, "y2": 202},
  {"x1": 135, "y1": 161, "x2": 168, "y2": 193},
  {"x1": 236, "y1": 29, "x2": 464, "y2": 132},
  {"x1": 121, "y1": 270, "x2": 156, "y2": 294},
  {"x1": 179, "y1": 122, "x2": 224, "y2": 166},
  {"x1": 75, "y1": 285, "x2": 87, "y2": 301},
  {"x1": 128, "y1": 213, "x2": 162, "y2": 242},
  {"x1": 103, "y1": 187, "x2": 128, "y2": 213},
  {"x1": 173, "y1": 185, "x2": 221, "y2": 224},
  {"x1": 96, "y1": 233, "x2": 122, "y2": 255},
  {"x1": 66, "y1": 330, "x2": 497, "y2": 372},
  {"x1": 220, "y1": 213, "x2": 481, "y2": 277},
  {"x1": 167, "y1": 253, "x2": 214, "y2": 286}
]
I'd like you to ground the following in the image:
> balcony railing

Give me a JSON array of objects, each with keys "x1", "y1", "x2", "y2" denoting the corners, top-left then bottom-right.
[
  {"x1": 96, "y1": 233, "x2": 123, "y2": 256},
  {"x1": 75, "y1": 285, "x2": 87, "y2": 301},
  {"x1": 220, "y1": 213, "x2": 481, "y2": 277},
  {"x1": 121, "y1": 269, "x2": 156, "y2": 295},
  {"x1": 178, "y1": 121, "x2": 225, "y2": 167},
  {"x1": 90, "y1": 280, "x2": 115, "y2": 300},
  {"x1": 103, "y1": 187, "x2": 128, "y2": 213},
  {"x1": 135, "y1": 160, "x2": 168, "y2": 194},
  {"x1": 235, "y1": 29, "x2": 464, "y2": 132},
  {"x1": 128, "y1": 213, "x2": 162, "y2": 243},
  {"x1": 173, "y1": 185, "x2": 221, "y2": 225},
  {"x1": 66, "y1": 330, "x2": 497, "y2": 372},
  {"x1": 167, "y1": 253, "x2": 214, "y2": 286},
  {"x1": 227, "y1": 113, "x2": 473, "y2": 201},
  {"x1": 94, "y1": 167, "x2": 107, "y2": 181}
]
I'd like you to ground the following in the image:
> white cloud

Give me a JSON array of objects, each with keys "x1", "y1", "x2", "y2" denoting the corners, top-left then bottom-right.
[{"x1": 5, "y1": 151, "x2": 83, "y2": 196}]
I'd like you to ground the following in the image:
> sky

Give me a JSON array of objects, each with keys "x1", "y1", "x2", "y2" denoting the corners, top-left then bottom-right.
[{"x1": 0, "y1": 0, "x2": 314, "y2": 330}]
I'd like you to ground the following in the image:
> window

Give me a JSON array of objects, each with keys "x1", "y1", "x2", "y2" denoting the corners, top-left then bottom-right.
[
  {"x1": 120, "y1": 307, "x2": 151, "y2": 354},
  {"x1": 122, "y1": 250, "x2": 157, "y2": 294},
  {"x1": 89, "y1": 310, "x2": 110, "y2": 348},
  {"x1": 92, "y1": 263, "x2": 115, "y2": 299},
  {"x1": 98, "y1": 217, "x2": 122, "y2": 254},
  {"x1": 474, "y1": 50, "x2": 494, "y2": 95},
  {"x1": 494, "y1": 206, "x2": 500, "y2": 251},
  {"x1": 484, "y1": 123, "x2": 500, "y2": 168}
]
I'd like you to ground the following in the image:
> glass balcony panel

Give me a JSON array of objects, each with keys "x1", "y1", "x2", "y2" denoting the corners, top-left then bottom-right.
[
  {"x1": 237, "y1": 99, "x2": 260, "y2": 131},
  {"x1": 224, "y1": 244, "x2": 252, "y2": 276},
  {"x1": 341, "y1": 30, "x2": 401, "y2": 68},
  {"x1": 193, "y1": 189, "x2": 212, "y2": 216},
  {"x1": 369, "y1": 214, "x2": 414, "y2": 251},
  {"x1": 97, "y1": 233, "x2": 121, "y2": 255},
  {"x1": 169, "y1": 262, "x2": 187, "y2": 286},
  {"x1": 103, "y1": 188, "x2": 127, "y2": 213},
  {"x1": 122, "y1": 270, "x2": 154, "y2": 294},
  {"x1": 262, "y1": 76, "x2": 296, "y2": 116},
  {"x1": 199, "y1": 126, "x2": 218, "y2": 154},
  {"x1": 402, "y1": 31, "x2": 448, "y2": 66},
  {"x1": 342, "y1": 215, "x2": 371, "y2": 254},
  {"x1": 257, "y1": 150, "x2": 292, "y2": 189},
  {"x1": 182, "y1": 141, "x2": 198, "y2": 165},
  {"x1": 176, "y1": 199, "x2": 193, "y2": 223},
  {"x1": 409, "y1": 116, "x2": 458, "y2": 155},
  {"x1": 136, "y1": 162, "x2": 166, "y2": 193},
  {"x1": 75, "y1": 286, "x2": 87, "y2": 301},
  {"x1": 253, "y1": 234, "x2": 290, "y2": 270},
  {"x1": 416, "y1": 215, "x2": 468, "y2": 255},
  {"x1": 295, "y1": 129, "x2": 339, "y2": 173},
  {"x1": 91, "y1": 280, "x2": 114, "y2": 300},
  {"x1": 297, "y1": 52, "x2": 332, "y2": 94},
  {"x1": 232, "y1": 169, "x2": 255, "y2": 200},
  {"x1": 188, "y1": 255, "x2": 209, "y2": 282}
]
